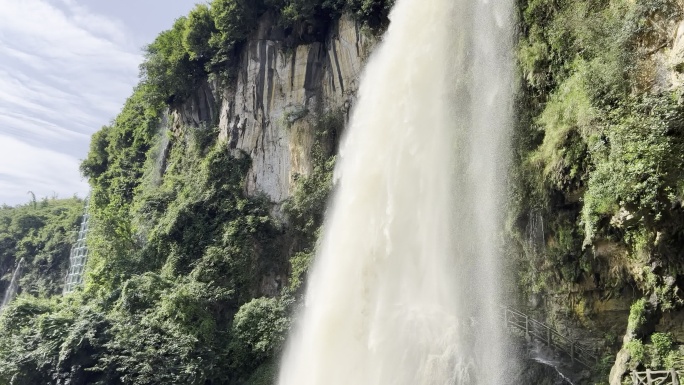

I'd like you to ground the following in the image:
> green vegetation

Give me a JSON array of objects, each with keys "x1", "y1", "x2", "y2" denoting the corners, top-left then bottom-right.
[
  {"x1": 627, "y1": 340, "x2": 647, "y2": 368},
  {"x1": 649, "y1": 332, "x2": 674, "y2": 368},
  {"x1": 513, "y1": 0, "x2": 684, "y2": 379},
  {"x1": 0, "y1": 1, "x2": 357, "y2": 378},
  {"x1": 622, "y1": 299, "x2": 684, "y2": 372},
  {"x1": 625, "y1": 332, "x2": 683, "y2": 371},
  {"x1": 0, "y1": 198, "x2": 83, "y2": 298},
  {"x1": 627, "y1": 298, "x2": 648, "y2": 336},
  {"x1": 9, "y1": 0, "x2": 684, "y2": 381},
  {"x1": 232, "y1": 297, "x2": 291, "y2": 361},
  {"x1": 135, "y1": 0, "x2": 395, "y2": 106},
  {"x1": 513, "y1": 0, "x2": 684, "y2": 302},
  {"x1": 283, "y1": 109, "x2": 343, "y2": 292},
  {"x1": 0, "y1": 128, "x2": 295, "y2": 383}
]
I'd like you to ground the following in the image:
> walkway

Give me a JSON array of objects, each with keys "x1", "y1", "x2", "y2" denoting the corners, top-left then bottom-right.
[
  {"x1": 502, "y1": 306, "x2": 598, "y2": 369},
  {"x1": 63, "y1": 198, "x2": 90, "y2": 294},
  {"x1": 502, "y1": 307, "x2": 684, "y2": 385}
]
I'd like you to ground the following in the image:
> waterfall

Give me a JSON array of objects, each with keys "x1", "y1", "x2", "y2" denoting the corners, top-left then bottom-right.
[
  {"x1": 278, "y1": 0, "x2": 514, "y2": 383},
  {"x1": 153, "y1": 110, "x2": 171, "y2": 186},
  {"x1": 1, "y1": 258, "x2": 24, "y2": 311},
  {"x1": 527, "y1": 210, "x2": 546, "y2": 254}
]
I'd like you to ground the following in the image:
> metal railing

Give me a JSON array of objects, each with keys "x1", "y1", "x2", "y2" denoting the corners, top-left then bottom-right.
[
  {"x1": 63, "y1": 198, "x2": 90, "y2": 294},
  {"x1": 631, "y1": 369, "x2": 682, "y2": 385},
  {"x1": 502, "y1": 306, "x2": 599, "y2": 368}
]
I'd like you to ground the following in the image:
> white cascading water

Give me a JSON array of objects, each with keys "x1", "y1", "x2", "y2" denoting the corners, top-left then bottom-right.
[
  {"x1": 1, "y1": 258, "x2": 24, "y2": 311},
  {"x1": 279, "y1": 0, "x2": 513, "y2": 383}
]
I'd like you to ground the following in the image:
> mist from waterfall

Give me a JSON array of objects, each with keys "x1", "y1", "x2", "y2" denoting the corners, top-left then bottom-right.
[
  {"x1": 1, "y1": 258, "x2": 24, "y2": 311},
  {"x1": 278, "y1": 0, "x2": 514, "y2": 383}
]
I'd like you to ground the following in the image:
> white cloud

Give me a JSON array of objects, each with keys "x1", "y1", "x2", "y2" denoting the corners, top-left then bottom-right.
[
  {"x1": 0, "y1": 135, "x2": 88, "y2": 205},
  {"x1": 58, "y1": 0, "x2": 131, "y2": 46},
  {"x1": 0, "y1": 0, "x2": 144, "y2": 205},
  {"x1": 0, "y1": 0, "x2": 140, "y2": 63}
]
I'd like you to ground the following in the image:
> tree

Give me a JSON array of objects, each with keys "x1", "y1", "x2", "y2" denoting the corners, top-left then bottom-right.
[
  {"x1": 141, "y1": 17, "x2": 205, "y2": 104},
  {"x1": 209, "y1": 0, "x2": 263, "y2": 65},
  {"x1": 183, "y1": 4, "x2": 217, "y2": 61}
]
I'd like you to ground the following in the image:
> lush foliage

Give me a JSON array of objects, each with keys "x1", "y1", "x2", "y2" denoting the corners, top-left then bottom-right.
[
  {"x1": 0, "y1": 0, "x2": 388, "y2": 380},
  {"x1": 512, "y1": 0, "x2": 684, "y2": 379},
  {"x1": 627, "y1": 298, "x2": 648, "y2": 336},
  {"x1": 625, "y1": 332, "x2": 684, "y2": 371},
  {"x1": 0, "y1": 130, "x2": 295, "y2": 384},
  {"x1": 141, "y1": 17, "x2": 208, "y2": 105},
  {"x1": 0, "y1": 198, "x2": 83, "y2": 298},
  {"x1": 512, "y1": 0, "x2": 684, "y2": 301},
  {"x1": 232, "y1": 297, "x2": 290, "y2": 361},
  {"x1": 0, "y1": 78, "x2": 346, "y2": 385},
  {"x1": 137, "y1": 0, "x2": 394, "y2": 105},
  {"x1": 282, "y1": 109, "x2": 343, "y2": 292}
]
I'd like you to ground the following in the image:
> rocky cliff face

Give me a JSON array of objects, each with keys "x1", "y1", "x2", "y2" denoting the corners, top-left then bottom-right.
[
  {"x1": 172, "y1": 5, "x2": 684, "y2": 385},
  {"x1": 512, "y1": 3, "x2": 684, "y2": 383},
  {"x1": 172, "y1": 14, "x2": 374, "y2": 205}
]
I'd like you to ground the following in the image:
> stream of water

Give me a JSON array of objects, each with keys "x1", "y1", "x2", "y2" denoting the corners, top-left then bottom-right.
[
  {"x1": 278, "y1": 0, "x2": 514, "y2": 383},
  {"x1": 1, "y1": 258, "x2": 24, "y2": 311}
]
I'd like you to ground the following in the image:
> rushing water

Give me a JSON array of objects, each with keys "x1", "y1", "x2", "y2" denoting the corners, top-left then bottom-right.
[
  {"x1": 532, "y1": 357, "x2": 577, "y2": 385},
  {"x1": 1, "y1": 258, "x2": 24, "y2": 311},
  {"x1": 278, "y1": 0, "x2": 514, "y2": 383}
]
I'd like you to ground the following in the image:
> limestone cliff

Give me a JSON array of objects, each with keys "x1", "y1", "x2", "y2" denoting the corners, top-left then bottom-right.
[
  {"x1": 512, "y1": 1, "x2": 684, "y2": 383},
  {"x1": 172, "y1": 14, "x2": 374, "y2": 205},
  {"x1": 170, "y1": 5, "x2": 684, "y2": 384}
]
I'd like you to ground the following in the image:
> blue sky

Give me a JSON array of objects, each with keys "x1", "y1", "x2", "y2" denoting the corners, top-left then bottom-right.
[{"x1": 0, "y1": 0, "x2": 202, "y2": 205}]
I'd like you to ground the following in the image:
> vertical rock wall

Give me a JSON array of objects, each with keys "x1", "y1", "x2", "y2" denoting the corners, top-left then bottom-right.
[{"x1": 173, "y1": 14, "x2": 375, "y2": 205}]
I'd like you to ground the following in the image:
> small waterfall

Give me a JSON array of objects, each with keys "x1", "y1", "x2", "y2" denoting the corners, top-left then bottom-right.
[
  {"x1": 1, "y1": 258, "x2": 25, "y2": 311},
  {"x1": 153, "y1": 110, "x2": 171, "y2": 186},
  {"x1": 531, "y1": 357, "x2": 577, "y2": 385},
  {"x1": 527, "y1": 210, "x2": 546, "y2": 254},
  {"x1": 278, "y1": 0, "x2": 514, "y2": 384},
  {"x1": 64, "y1": 198, "x2": 90, "y2": 294}
]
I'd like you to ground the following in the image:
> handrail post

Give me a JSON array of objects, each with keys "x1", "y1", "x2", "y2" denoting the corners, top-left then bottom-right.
[
  {"x1": 504, "y1": 308, "x2": 508, "y2": 327},
  {"x1": 525, "y1": 315, "x2": 529, "y2": 337},
  {"x1": 570, "y1": 341, "x2": 575, "y2": 363},
  {"x1": 672, "y1": 369, "x2": 680, "y2": 385},
  {"x1": 646, "y1": 369, "x2": 652, "y2": 385},
  {"x1": 547, "y1": 327, "x2": 551, "y2": 346}
]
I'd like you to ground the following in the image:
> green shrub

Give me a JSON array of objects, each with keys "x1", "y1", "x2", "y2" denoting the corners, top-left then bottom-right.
[
  {"x1": 209, "y1": 0, "x2": 262, "y2": 66},
  {"x1": 627, "y1": 339, "x2": 646, "y2": 367},
  {"x1": 512, "y1": 0, "x2": 684, "y2": 311},
  {"x1": 141, "y1": 17, "x2": 207, "y2": 105},
  {"x1": 628, "y1": 298, "x2": 648, "y2": 335},
  {"x1": 246, "y1": 359, "x2": 279, "y2": 385},
  {"x1": 183, "y1": 4, "x2": 217, "y2": 61},
  {"x1": 650, "y1": 332, "x2": 674, "y2": 368},
  {"x1": 233, "y1": 297, "x2": 290, "y2": 361}
]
